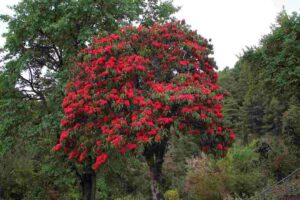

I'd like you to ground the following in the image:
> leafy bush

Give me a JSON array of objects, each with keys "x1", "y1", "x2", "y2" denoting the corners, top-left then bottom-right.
[
  {"x1": 217, "y1": 141, "x2": 269, "y2": 197},
  {"x1": 185, "y1": 156, "x2": 228, "y2": 200},
  {"x1": 164, "y1": 189, "x2": 180, "y2": 200},
  {"x1": 184, "y1": 142, "x2": 272, "y2": 199}
]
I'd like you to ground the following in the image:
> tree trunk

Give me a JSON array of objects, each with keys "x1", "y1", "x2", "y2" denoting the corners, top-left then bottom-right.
[
  {"x1": 149, "y1": 169, "x2": 164, "y2": 200},
  {"x1": 0, "y1": 186, "x2": 4, "y2": 200},
  {"x1": 82, "y1": 164, "x2": 96, "y2": 200},
  {"x1": 143, "y1": 139, "x2": 168, "y2": 200}
]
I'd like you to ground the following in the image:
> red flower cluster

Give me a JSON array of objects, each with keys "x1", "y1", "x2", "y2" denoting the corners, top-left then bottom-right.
[
  {"x1": 93, "y1": 153, "x2": 108, "y2": 171},
  {"x1": 56, "y1": 21, "x2": 235, "y2": 171}
]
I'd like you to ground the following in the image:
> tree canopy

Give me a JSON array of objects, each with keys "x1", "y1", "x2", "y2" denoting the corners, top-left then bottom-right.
[{"x1": 57, "y1": 21, "x2": 235, "y2": 169}]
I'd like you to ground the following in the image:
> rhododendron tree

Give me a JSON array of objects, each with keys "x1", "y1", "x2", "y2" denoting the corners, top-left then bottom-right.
[{"x1": 56, "y1": 20, "x2": 235, "y2": 200}]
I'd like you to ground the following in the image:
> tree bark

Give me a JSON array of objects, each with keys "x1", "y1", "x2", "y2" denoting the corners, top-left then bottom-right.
[
  {"x1": 149, "y1": 170, "x2": 163, "y2": 200},
  {"x1": 0, "y1": 186, "x2": 4, "y2": 200},
  {"x1": 143, "y1": 139, "x2": 168, "y2": 200},
  {"x1": 82, "y1": 164, "x2": 96, "y2": 200}
]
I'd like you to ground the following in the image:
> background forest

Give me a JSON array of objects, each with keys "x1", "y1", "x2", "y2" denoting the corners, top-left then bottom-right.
[{"x1": 0, "y1": 0, "x2": 300, "y2": 200}]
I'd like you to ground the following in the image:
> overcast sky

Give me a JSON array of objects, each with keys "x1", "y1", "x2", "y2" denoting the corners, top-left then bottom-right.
[{"x1": 0, "y1": 0, "x2": 299, "y2": 69}]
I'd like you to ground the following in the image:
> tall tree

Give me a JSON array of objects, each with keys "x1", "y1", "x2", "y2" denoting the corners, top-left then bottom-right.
[
  {"x1": 219, "y1": 10, "x2": 300, "y2": 145},
  {"x1": 57, "y1": 21, "x2": 235, "y2": 200},
  {"x1": 0, "y1": 0, "x2": 177, "y2": 198}
]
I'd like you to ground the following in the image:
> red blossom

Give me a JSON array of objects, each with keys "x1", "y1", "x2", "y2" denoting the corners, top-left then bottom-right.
[
  {"x1": 57, "y1": 21, "x2": 235, "y2": 171},
  {"x1": 54, "y1": 144, "x2": 61, "y2": 151},
  {"x1": 217, "y1": 144, "x2": 223, "y2": 151},
  {"x1": 61, "y1": 119, "x2": 69, "y2": 127},
  {"x1": 155, "y1": 135, "x2": 161, "y2": 142},
  {"x1": 96, "y1": 141, "x2": 102, "y2": 146},
  {"x1": 127, "y1": 143, "x2": 138, "y2": 150},
  {"x1": 59, "y1": 130, "x2": 69, "y2": 143},
  {"x1": 229, "y1": 134, "x2": 236, "y2": 139},
  {"x1": 93, "y1": 153, "x2": 108, "y2": 171},
  {"x1": 148, "y1": 129, "x2": 158, "y2": 135}
]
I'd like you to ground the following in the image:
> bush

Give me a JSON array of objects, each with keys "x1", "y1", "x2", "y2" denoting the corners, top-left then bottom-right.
[
  {"x1": 217, "y1": 141, "x2": 269, "y2": 197},
  {"x1": 184, "y1": 141, "x2": 272, "y2": 199},
  {"x1": 185, "y1": 156, "x2": 228, "y2": 200},
  {"x1": 164, "y1": 189, "x2": 180, "y2": 200}
]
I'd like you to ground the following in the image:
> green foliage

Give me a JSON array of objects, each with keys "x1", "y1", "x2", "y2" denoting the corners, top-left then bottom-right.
[
  {"x1": 184, "y1": 156, "x2": 227, "y2": 200},
  {"x1": 162, "y1": 134, "x2": 199, "y2": 189},
  {"x1": 258, "y1": 11, "x2": 300, "y2": 95},
  {"x1": 113, "y1": 195, "x2": 138, "y2": 200},
  {"x1": 96, "y1": 177, "x2": 109, "y2": 200},
  {"x1": 217, "y1": 142, "x2": 269, "y2": 197},
  {"x1": 164, "y1": 189, "x2": 180, "y2": 200},
  {"x1": 0, "y1": 0, "x2": 177, "y2": 199},
  {"x1": 219, "y1": 10, "x2": 300, "y2": 143},
  {"x1": 282, "y1": 97, "x2": 300, "y2": 146},
  {"x1": 260, "y1": 136, "x2": 300, "y2": 179},
  {"x1": 217, "y1": 11, "x2": 300, "y2": 200},
  {"x1": 171, "y1": 137, "x2": 300, "y2": 200}
]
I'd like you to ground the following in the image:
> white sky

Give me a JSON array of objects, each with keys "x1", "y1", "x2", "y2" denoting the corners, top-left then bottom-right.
[
  {"x1": 0, "y1": 0, "x2": 300, "y2": 69},
  {"x1": 173, "y1": 0, "x2": 300, "y2": 69}
]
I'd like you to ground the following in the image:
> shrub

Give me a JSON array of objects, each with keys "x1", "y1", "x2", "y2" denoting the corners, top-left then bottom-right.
[
  {"x1": 164, "y1": 189, "x2": 180, "y2": 200},
  {"x1": 217, "y1": 141, "x2": 269, "y2": 197},
  {"x1": 185, "y1": 156, "x2": 227, "y2": 200}
]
